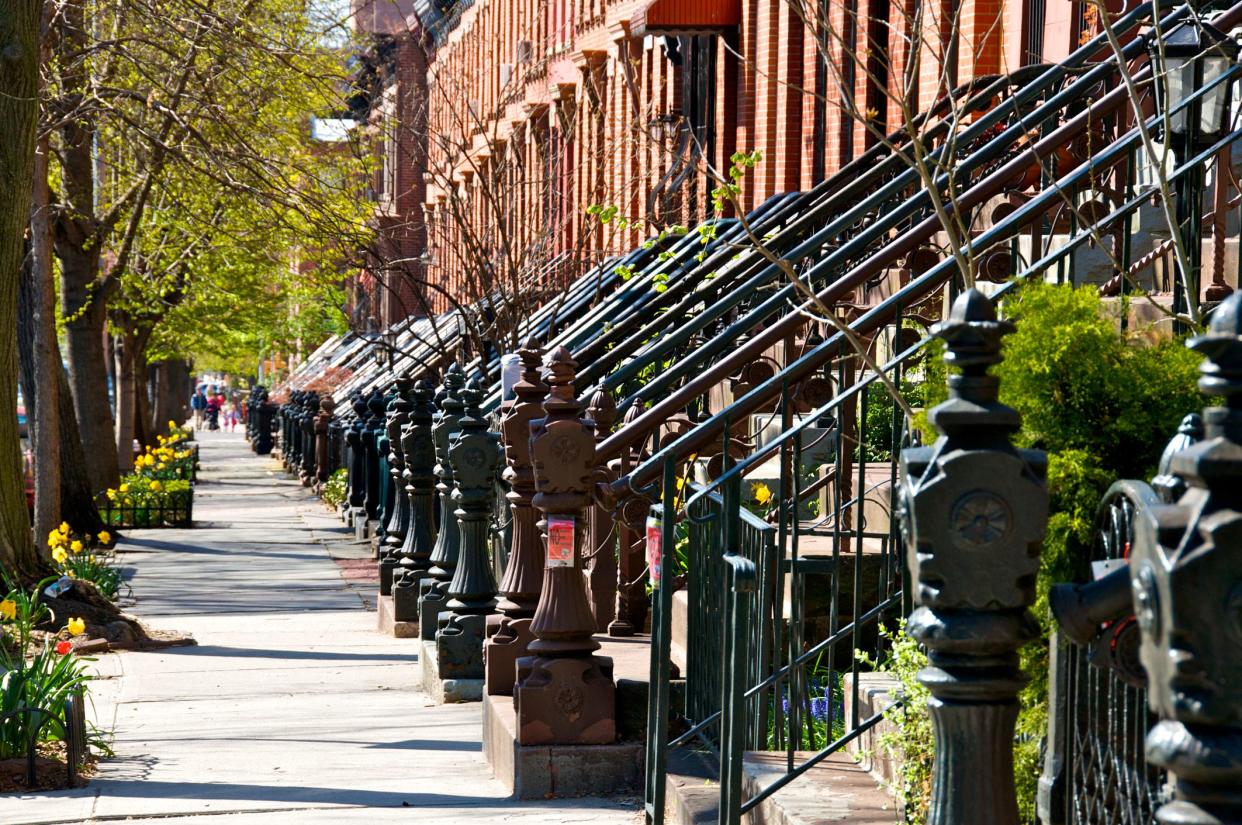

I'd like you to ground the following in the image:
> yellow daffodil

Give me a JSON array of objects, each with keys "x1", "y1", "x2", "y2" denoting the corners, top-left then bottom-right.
[
  {"x1": 119, "y1": 483, "x2": 129, "y2": 493},
  {"x1": 58, "y1": 522, "x2": 69, "y2": 534},
  {"x1": 753, "y1": 482, "x2": 773, "y2": 507},
  {"x1": 70, "y1": 540, "x2": 84, "y2": 554},
  {"x1": 52, "y1": 547, "x2": 67, "y2": 564},
  {"x1": 150, "y1": 480, "x2": 162, "y2": 492},
  {"x1": 98, "y1": 530, "x2": 112, "y2": 545},
  {"x1": 0, "y1": 599, "x2": 15, "y2": 621},
  {"x1": 47, "y1": 530, "x2": 64, "y2": 547},
  {"x1": 168, "y1": 421, "x2": 177, "y2": 430},
  {"x1": 67, "y1": 617, "x2": 85, "y2": 636}
]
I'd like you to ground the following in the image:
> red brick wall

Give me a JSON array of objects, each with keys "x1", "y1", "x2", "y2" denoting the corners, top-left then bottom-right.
[{"x1": 372, "y1": 0, "x2": 1049, "y2": 319}]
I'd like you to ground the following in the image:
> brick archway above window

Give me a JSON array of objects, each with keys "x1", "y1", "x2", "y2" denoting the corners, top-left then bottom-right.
[{"x1": 631, "y1": 0, "x2": 741, "y2": 37}]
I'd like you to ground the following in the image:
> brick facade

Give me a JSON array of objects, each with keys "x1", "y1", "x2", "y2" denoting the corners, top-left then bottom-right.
[{"x1": 355, "y1": 0, "x2": 1092, "y2": 325}]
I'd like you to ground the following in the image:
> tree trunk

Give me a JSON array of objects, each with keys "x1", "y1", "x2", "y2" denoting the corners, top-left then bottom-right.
[
  {"x1": 54, "y1": 0, "x2": 118, "y2": 494},
  {"x1": 0, "y1": 0, "x2": 44, "y2": 576},
  {"x1": 56, "y1": 364, "x2": 106, "y2": 536},
  {"x1": 114, "y1": 333, "x2": 137, "y2": 473},
  {"x1": 61, "y1": 246, "x2": 120, "y2": 493},
  {"x1": 150, "y1": 359, "x2": 189, "y2": 436},
  {"x1": 133, "y1": 344, "x2": 151, "y2": 450},
  {"x1": 28, "y1": 132, "x2": 59, "y2": 553},
  {"x1": 19, "y1": 262, "x2": 105, "y2": 540}
]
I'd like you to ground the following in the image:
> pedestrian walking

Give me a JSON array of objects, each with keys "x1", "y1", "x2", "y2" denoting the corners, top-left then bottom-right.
[
  {"x1": 191, "y1": 386, "x2": 208, "y2": 430},
  {"x1": 206, "y1": 392, "x2": 222, "y2": 431}
]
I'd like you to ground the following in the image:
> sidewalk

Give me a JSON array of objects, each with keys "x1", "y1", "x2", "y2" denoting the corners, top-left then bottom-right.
[{"x1": 0, "y1": 430, "x2": 640, "y2": 824}]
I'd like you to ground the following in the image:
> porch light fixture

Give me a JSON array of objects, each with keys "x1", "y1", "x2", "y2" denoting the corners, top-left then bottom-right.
[{"x1": 1148, "y1": 18, "x2": 1240, "y2": 155}]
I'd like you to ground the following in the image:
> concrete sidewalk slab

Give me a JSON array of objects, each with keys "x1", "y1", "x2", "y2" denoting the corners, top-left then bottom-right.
[{"x1": 0, "y1": 430, "x2": 639, "y2": 825}]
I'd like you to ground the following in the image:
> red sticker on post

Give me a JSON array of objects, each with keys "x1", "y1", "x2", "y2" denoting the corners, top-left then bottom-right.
[
  {"x1": 646, "y1": 514, "x2": 663, "y2": 588},
  {"x1": 547, "y1": 515, "x2": 575, "y2": 567}
]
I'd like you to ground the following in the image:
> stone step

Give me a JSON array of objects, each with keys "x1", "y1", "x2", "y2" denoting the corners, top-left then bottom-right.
[{"x1": 663, "y1": 745, "x2": 898, "y2": 825}]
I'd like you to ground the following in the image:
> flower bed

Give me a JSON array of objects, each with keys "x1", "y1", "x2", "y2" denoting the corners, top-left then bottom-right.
[
  {"x1": 46, "y1": 525, "x2": 123, "y2": 601},
  {"x1": 97, "y1": 478, "x2": 193, "y2": 528},
  {"x1": 98, "y1": 423, "x2": 197, "y2": 528},
  {"x1": 132, "y1": 424, "x2": 197, "y2": 482},
  {"x1": 0, "y1": 579, "x2": 94, "y2": 788}
]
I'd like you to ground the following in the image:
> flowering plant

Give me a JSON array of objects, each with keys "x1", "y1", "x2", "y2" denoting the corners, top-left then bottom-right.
[
  {"x1": 46, "y1": 524, "x2": 124, "y2": 601},
  {"x1": 0, "y1": 576, "x2": 95, "y2": 760},
  {"x1": 100, "y1": 474, "x2": 192, "y2": 528}
]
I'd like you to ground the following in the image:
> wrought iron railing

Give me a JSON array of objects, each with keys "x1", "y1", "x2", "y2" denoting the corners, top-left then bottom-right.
[
  {"x1": 1039, "y1": 480, "x2": 1167, "y2": 825},
  {"x1": 636, "y1": 5, "x2": 1242, "y2": 817},
  {"x1": 96, "y1": 489, "x2": 194, "y2": 529}
]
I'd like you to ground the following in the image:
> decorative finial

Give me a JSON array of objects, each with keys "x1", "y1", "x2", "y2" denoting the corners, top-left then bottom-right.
[
  {"x1": 1189, "y1": 291, "x2": 1242, "y2": 408},
  {"x1": 932, "y1": 289, "x2": 1014, "y2": 375}
]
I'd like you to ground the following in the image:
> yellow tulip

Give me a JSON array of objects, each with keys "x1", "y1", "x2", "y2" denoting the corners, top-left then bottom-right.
[
  {"x1": 70, "y1": 540, "x2": 84, "y2": 554},
  {"x1": 0, "y1": 599, "x2": 16, "y2": 621},
  {"x1": 98, "y1": 530, "x2": 112, "y2": 545},
  {"x1": 150, "y1": 480, "x2": 162, "y2": 492},
  {"x1": 753, "y1": 482, "x2": 773, "y2": 507},
  {"x1": 67, "y1": 617, "x2": 85, "y2": 636},
  {"x1": 119, "y1": 483, "x2": 129, "y2": 493},
  {"x1": 52, "y1": 547, "x2": 67, "y2": 564}
]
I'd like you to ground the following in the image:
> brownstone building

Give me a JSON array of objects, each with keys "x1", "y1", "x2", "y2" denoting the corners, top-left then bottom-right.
[{"x1": 351, "y1": 0, "x2": 1110, "y2": 326}]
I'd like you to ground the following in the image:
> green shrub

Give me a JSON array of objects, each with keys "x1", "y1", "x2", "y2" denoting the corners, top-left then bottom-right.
[{"x1": 322, "y1": 468, "x2": 348, "y2": 508}]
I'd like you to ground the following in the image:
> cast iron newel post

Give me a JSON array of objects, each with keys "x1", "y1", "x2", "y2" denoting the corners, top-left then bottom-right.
[
  {"x1": 254, "y1": 387, "x2": 274, "y2": 455},
  {"x1": 419, "y1": 364, "x2": 466, "y2": 639},
  {"x1": 586, "y1": 388, "x2": 618, "y2": 632},
  {"x1": 289, "y1": 391, "x2": 305, "y2": 471},
  {"x1": 608, "y1": 402, "x2": 647, "y2": 637},
  {"x1": 899, "y1": 290, "x2": 1047, "y2": 825},
  {"x1": 300, "y1": 391, "x2": 319, "y2": 486},
  {"x1": 279, "y1": 393, "x2": 294, "y2": 469},
  {"x1": 363, "y1": 389, "x2": 387, "y2": 524},
  {"x1": 314, "y1": 396, "x2": 336, "y2": 491},
  {"x1": 484, "y1": 339, "x2": 548, "y2": 695},
  {"x1": 1131, "y1": 292, "x2": 1242, "y2": 825},
  {"x1": 345, "y1": 393, "x2": 369, "y2": 518},
  {"x1": 378, "y1": 377, "x2": 414, "y2": 592},
  {"x1": 436, "y1": 379, "x2": 503, "y2": 678},
  {"x1": 514, "y1": 346, "x2": 615, "y2": 745},
  {"x1": 393, "y1": 379, "x2": 438, "y2": 619}
]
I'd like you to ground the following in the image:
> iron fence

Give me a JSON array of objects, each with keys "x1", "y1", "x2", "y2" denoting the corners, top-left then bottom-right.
[
  {"x1": 1039, "y1": 481, "x2": 1165, "y2": 825},
  {"x1": 96, "y1": 489, "x2": 194, "y2": 528}
]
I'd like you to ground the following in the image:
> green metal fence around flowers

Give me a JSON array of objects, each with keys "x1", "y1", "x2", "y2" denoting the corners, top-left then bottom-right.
[{"x1": 96, "y1": 488, "x2": 193, "y2": 528}]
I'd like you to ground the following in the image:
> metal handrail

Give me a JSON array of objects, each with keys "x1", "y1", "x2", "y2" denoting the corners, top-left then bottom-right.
[
  {"x1": 606, "y1": 1, "x2": 1211, "y2": 479},
  {"x1": 668, "y1": 24, "x2": 1242, "y2": 508}
]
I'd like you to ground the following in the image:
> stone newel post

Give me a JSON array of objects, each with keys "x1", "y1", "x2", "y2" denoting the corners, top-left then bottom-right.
[
  {"x1": 392, "y1": 379, "x2": 438, "y2": 620},
  {"x1": 513, "y1": 346, "x2": 615, "y2": 745},
  {"x1": 378, "y1": 377, "x2": 413, "y2": 594},
  {"x1": 1131, "y1": 292, "x2": 1242, "y2": 825},
  {"x1": 419, "y1": 364, "x2": 466, "y2": 639},
  {"x1": 484, "y1": 339, "x2": 548, "y2": 695},
  {"x1": 899, "y1": 290, "x2": 1047, "y2": 825},
  {"x1": 436, "y1": 380, "x2": 503, "y2": 678}
]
